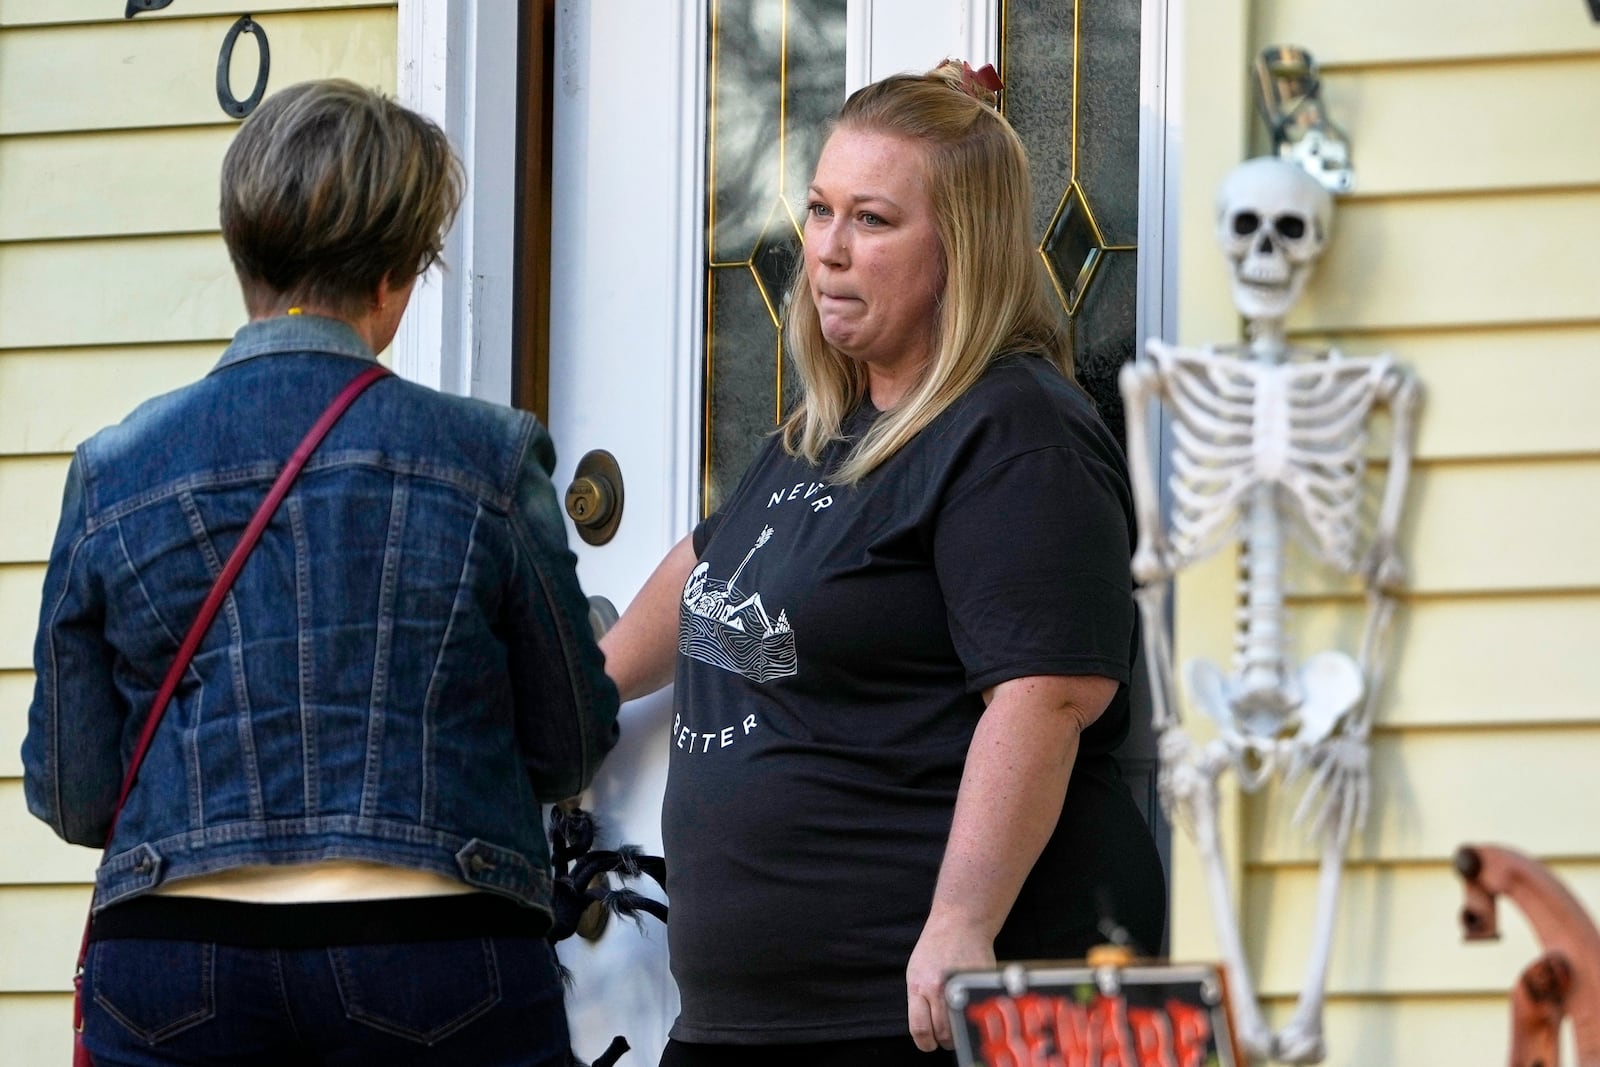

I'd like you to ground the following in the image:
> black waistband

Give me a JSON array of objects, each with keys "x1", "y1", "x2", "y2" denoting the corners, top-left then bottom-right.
[{"x1": 90, "y1": 892, "x2": 550, "y2": 948}]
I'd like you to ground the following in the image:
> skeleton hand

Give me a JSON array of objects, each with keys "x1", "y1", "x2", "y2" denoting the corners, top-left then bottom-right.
[
  {"x1": 1131, "y1": 537, "x2": 1181, "y2": 585},
  {"x1": 1289, "y1": 733, "x2": 1370, "y2": 846},
  {"x1": 1157, "y1": 730, "x2": 1206, "y2": 833},
  {"x1": 1359, "y1": 536, "x2": 1406, "y2": 593}
]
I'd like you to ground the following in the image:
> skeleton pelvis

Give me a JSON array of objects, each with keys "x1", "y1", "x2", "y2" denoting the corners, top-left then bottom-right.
[{"x1": 1185, "y1": 651, "x2": 1363, "y2": 747}]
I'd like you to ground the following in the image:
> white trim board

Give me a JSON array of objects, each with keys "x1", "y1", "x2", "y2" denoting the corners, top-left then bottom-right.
[
  {"x1": 394, "y1": 0, "x2": 519, "y2": 404},
  {"x1": 846, "y1": 0, "x2": 997, "y2": 95}
]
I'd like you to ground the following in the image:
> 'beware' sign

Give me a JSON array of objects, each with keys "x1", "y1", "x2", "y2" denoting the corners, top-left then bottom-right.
[{"x1": 946, "y1": 961, "x2": 1240, "y2": 1067}]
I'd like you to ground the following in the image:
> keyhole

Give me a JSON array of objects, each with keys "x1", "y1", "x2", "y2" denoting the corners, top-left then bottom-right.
[{"x1": 563, "y1": 451, "x2": 624, "y2": 545}]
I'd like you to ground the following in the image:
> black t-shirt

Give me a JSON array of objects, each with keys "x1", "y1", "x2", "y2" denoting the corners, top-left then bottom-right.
[{"x1": 663, "y1": 354, "x2": 1163, "y2": 1043}]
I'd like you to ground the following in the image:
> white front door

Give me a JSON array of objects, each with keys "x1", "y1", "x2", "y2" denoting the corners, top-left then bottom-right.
[
  {"x1": 540, "y1": 3, "x2": 702, "y2": 1058},
  {"x1": 521, "y1": 0, "x2": 1184, "y2": 1058},
  {"x1": 543, "y1": 4, "x2": 997, "y2": 1060}
]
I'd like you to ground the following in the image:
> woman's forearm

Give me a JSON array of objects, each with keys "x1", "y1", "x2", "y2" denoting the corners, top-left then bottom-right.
[
  {"x1": 931, "y1": 677, "x2": 1104, "y2": 936},
  {"x1": 598, "y1": 533, "x2": 698, "y2": 702},
  {"x1": 905, "y1": 673, "x2": 1117, "y2": 1051}
]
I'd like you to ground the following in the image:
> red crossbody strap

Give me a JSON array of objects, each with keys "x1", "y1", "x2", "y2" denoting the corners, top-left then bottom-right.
[{"x1": 74, "y1": 363, "x2": 389, "y2": 992}]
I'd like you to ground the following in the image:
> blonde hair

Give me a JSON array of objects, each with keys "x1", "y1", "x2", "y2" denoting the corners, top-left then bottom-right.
[
  {"x1": 220, "y1": 79, "x2": 465, "y2": 317},
  {"x1": 781, "y1": 61, "x2": 1070, "y2": 485}
]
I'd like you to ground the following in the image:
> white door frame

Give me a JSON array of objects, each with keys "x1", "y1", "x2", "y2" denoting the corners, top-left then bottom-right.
[
  {"x1": 846, "y1": 0, "x2": 999, "y2": 91},
  {"x1": 392, "y1": 0, "x2": 519, "y2": 404},
  {"x1": 1138, "y1": 0, "x2": 1183, "y2": 356}
]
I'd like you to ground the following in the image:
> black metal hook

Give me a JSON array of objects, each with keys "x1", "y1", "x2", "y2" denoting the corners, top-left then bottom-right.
[
  {"x1": 124, "y1": 0, "x2": 174, "y2": 17},
  {"x1": 217, "y1": 15, "x2": 271, "y2": 120}
]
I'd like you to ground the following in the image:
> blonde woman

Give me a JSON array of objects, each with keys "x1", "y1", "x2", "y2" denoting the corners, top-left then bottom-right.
[
  {"x1": 26, "y1": 80, "x2": 618, "y2": 1066},
  {"x1": 603, "y1": 62, "x2": 1165, "y2": 1065}
]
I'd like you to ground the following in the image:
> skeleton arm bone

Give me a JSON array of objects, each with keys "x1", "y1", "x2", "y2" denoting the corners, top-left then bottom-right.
[
  {"x1": 1287, "y1": 371, "x2": 1411, "y2": 835},
  {"x1": 1136, "y1": 582, "x2": 1181, "y2": 733},
  {"x1": 1363, "y1": 367, "x2": 1422, "y2": 592},
  {"x1": 1121, "y1": 355, "x2": 1179, "y2": 583},
  {"x1": 1341, "y1": 587, "x2": 1398, "y2": 744},
  {"x1": 1326, "y1": 368, "x2": 1418, "y2": 740},
  {"x1": 1286, "y1": 367, "x2": 1414, "y2": 839}
]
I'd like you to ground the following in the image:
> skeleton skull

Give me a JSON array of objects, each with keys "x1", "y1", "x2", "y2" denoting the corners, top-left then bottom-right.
[{"x1": 1216, "y1": 157, "x2": 1333, "y2": 324}]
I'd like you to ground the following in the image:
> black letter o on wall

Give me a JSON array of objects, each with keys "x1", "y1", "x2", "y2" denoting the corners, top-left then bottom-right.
[{"x1": 217, "y1": 15, "x2": 271, "y2": 119}]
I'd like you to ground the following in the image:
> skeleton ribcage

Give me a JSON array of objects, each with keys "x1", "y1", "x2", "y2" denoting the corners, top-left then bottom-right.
[{"x1": 1154, "y1": 345, "x2": 1391, "y2": 571}]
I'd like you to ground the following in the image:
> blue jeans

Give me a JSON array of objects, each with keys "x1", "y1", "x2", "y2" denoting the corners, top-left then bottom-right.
[{"x1": 81, "y1": 936, "x2": 570, "y2": 1066}]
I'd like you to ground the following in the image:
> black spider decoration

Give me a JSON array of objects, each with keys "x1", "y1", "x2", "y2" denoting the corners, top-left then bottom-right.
[{"x1": 548, "y1": 805, "x2": 668, "y2": 1067}]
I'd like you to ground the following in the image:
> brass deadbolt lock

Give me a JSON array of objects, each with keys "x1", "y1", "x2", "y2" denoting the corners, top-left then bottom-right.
[{"x1": 564, "y1": 449, "x2": 624, "y2": 546}]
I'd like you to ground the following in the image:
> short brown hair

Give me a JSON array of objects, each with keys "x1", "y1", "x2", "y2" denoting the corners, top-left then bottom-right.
[{"x1": 220, "y1": 79, "x2": 465, "y2": 316}]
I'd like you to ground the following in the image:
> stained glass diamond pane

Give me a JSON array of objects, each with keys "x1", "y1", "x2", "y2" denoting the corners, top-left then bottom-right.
[
  {"x1": 704, "y1": 0, "x2": 848, "y2": 514},
  {"x1": 1043, "y1": 184, "x2": 1102, "y2": 314},
  {"x1": 752, "y1": 199, "x2": 802, "y2": 326}
]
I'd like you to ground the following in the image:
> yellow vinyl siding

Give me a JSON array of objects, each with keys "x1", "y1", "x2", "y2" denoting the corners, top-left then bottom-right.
[
  {"x1": 1163, "y1": 5, "x2": 1600, "y2": 1062},
  {"x1": 1254, "y1": 0, "x2": 1594, "y2": 66},
  {"x1": 1310, "y1": 57, "x2": 1600, "y2": 198},
  {"x1": 1247, "y1": 728, "x2": 1600, "y2": 865},
  {"x1": 1295, "y1": 595, "x2": 1600, "y2": 728},
  {"x1": 1275, "y1": 459, "x2": 1600, "y2": 595},
  {"x1": 1269, "y1": 459, "x2": 1600, "y2": 597},
  {"x1": 0, "y1": 0, "x2": 379, "y2": 25},
  {"x1": 0, "y1": 6, "x2": 398, "y2": 1060},
  {"x1": 0, "y1": 886, "x2": 96, "y2": 992},
  {"x1": 1294, "y1": 191, "x2": 1600, "y2": 333},
  {"x1": 1347, "y1": 325, "x2": 1600, "y2": 461},
  {"x1": 0, "y1": 128, "x2": 235, "y2": 241},
  {"x1": 1248, "y1": 860, "x2": 1600, "y2": 994},
  {"x1": 0, "y1": 782, "x2": 99, "y2": 883},
  {"x1": 0, "y1": 456, "x2": 68, "y2": 564},
  {"x1": 1266, "y1": 997, "x2": 1538, "y2": 1065},
  {"x1": 0, "y1": 564, "x2": 44, "y2": 670},
  {"x1": 0, "y1": 345, "x2": 220, "y2": 454},
  {"x1": 0, "y1": 235, "x2": 246, "y2": 348},
  {"x1": 0, "y1": 0, "x2": 378, "y2": 26},
  {"x1": 0, "y1": 10, "x2": 396, "y2": 135},
  {"x1": 0, "y1": 671, "x2": 30, "y2": 775},
  {"x1": 1401, "y1": 460, "x2": 1600, "y2": 591},
  {"x1": 0, "y1": 997, "x2": 76, "y2": 1058}
]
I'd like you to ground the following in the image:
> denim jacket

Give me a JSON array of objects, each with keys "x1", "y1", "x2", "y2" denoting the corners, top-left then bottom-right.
[{"x1": 24, "y1": 315, "x2": 620, "y2": 916}]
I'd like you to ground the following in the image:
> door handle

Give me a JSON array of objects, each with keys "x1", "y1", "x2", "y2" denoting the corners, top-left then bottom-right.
[
  {"x1": 587, "y1": 595, "x2": 620, "y2": 639},
  {"x1": 564, "y1": 450, "x2": 624, "y2": 545}
]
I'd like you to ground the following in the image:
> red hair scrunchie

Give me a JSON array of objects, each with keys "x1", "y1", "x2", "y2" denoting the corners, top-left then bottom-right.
[{"x1": 960, "y1": 60, "x2": 1004, "y2": 95}]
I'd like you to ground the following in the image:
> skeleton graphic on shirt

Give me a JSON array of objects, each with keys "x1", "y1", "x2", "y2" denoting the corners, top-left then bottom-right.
[{"x1": 679, "y1": 525, "x2": 795, "y2": 683}]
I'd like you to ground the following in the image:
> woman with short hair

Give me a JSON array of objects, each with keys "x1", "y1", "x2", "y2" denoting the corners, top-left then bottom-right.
[{"x1": 25, "y1": 79, "x2": 618, "y2": 1066}]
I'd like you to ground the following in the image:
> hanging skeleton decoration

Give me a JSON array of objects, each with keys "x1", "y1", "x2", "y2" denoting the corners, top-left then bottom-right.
[{"x1": 1120, "y1": 156, "x2": 1422, "y2": 1064}]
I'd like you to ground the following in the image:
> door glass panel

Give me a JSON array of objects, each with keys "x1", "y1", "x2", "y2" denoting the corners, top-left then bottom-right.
[
  {"x1": 1004, "y1": 0, "x2": 1165, "y2": 881},
  {"x1": 703, "y1": 0, "x2": 848, "y2": 515},
  {"x1": 1004, "y1": 0, "x2": 1142, "y2": 449}
]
